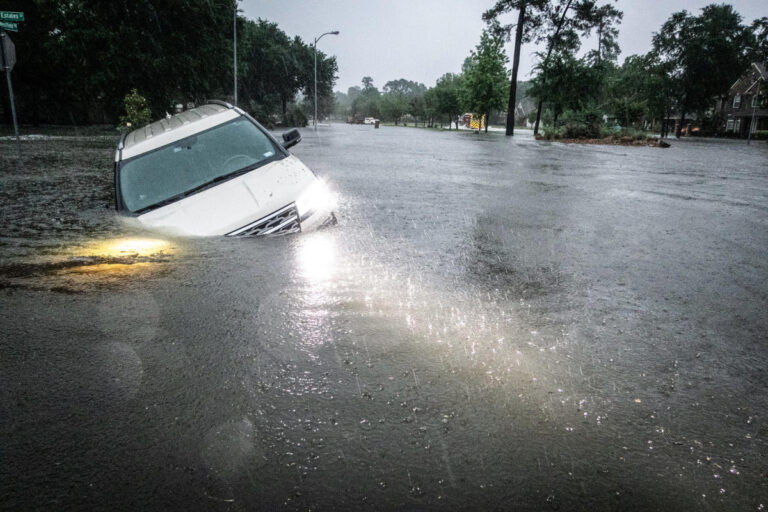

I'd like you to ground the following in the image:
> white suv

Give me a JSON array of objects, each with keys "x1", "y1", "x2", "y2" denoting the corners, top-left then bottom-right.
[{"x1": 114, "y1": 101, "x2": 335, "y2": 237}]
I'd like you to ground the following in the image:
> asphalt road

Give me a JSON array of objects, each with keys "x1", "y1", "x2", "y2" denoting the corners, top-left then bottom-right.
[{"x1": 1, "y1": 125, "x2": 767, "y2": 511}]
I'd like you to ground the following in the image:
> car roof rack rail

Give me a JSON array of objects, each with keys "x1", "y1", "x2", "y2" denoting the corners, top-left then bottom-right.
[{"x1": 206, "y1": 99, "x2": 234, "y2": 109}]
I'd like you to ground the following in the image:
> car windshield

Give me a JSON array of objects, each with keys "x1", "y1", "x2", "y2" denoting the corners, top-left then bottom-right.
[{"x1": 119, "y1": 117, "x2": 280, "y2": 213}]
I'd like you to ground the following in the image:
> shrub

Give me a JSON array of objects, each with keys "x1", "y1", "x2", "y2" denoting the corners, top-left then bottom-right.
[
  {"x1": 541, "y1": 126, "x2": 564, "y2": 140},
  {"x1": 752, "y1": 130, "x2": 768, "y2": 140},
  {"x1": 598, "y1": 125, "x2": 616, "y2": 138},
  {"x1": 564, "y1": 122, "x2": 586, "y2": 138},
  {"x1": 560, "y1": 105, "x2": 603, "y2": 138},
  {"x1": 118, "y1": 89, "x2": 152, "y2": 133}
]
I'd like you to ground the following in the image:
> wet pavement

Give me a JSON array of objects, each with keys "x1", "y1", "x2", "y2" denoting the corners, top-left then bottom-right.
[{"x1": 1, "y1": 125, "x2": 767, "y2": 511}]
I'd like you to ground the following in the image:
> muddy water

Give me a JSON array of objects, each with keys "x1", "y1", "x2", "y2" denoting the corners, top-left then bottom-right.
[{"x1": 1, "y1": 127, "x2": 767, "y2": 510}]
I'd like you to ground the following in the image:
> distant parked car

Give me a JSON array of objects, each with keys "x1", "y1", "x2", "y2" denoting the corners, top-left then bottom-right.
[
  {"x1": 364, "y1": 117, "x2": 376, "y2": 125},
  {"x1": 114, "y1": 101, "x2": 336, "y2": 237}
]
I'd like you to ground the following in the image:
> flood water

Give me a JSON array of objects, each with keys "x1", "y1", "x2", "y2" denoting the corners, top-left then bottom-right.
[{"x1": 1, "y1": 125, "x2": 767, "y2": 510}]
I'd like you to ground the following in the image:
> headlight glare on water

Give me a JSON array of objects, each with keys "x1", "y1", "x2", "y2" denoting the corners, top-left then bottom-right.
[{"x1": 296, "y1": 180, "x2": 334, "y2": 218}]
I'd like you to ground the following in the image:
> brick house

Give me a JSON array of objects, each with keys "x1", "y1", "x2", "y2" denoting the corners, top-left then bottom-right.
[{"x1": 719, "y1": 62, "x2": 767, "y2": 137}]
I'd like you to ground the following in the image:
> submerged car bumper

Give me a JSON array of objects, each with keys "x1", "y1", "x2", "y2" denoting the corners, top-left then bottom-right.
[{"x1": 225, "y1": 202, "x2": 335, "y2": 238}]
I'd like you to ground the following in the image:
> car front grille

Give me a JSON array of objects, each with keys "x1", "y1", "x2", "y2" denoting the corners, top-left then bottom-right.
[{"x1": 226, "y1": 203, "x2": 301, "y2": 237}]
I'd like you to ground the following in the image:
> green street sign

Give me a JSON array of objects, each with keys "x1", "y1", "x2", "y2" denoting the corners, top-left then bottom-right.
[
  {"x1": 0, "y1": 11, "x2": 24, "y2": 22},
  {"x1": 0, "y1": 21, "x2": 18, "y2": 32}
]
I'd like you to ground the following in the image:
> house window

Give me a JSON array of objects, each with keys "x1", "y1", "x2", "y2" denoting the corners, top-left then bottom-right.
[
  {"x1": 726, "y1": 119, "x2": 734, "y2": 131},
  {"x1": 733, "y1": 94, "x2": 741, "y2": 108},
  {"x1": 752, "y1": 94, "x2": 760, "y2": 107},
  {"x1": 734, "y1": 119, "x2": 741, "y2": 132}
]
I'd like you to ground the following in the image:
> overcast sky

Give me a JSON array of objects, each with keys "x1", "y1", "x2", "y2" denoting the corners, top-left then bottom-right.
[{"x1": 240, "y1": 1, "x2": 767, "y2": 93}]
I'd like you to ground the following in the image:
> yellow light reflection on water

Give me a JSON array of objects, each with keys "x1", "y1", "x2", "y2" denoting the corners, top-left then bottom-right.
[
  {"x1": 85, "y1": 237, "x2": 172, "y2": 258},
  {"x1": 44, "y1": 237, "x2": 177, "y2": 288}
]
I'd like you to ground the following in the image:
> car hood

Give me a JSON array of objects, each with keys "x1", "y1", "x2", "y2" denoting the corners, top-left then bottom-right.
[{"x1": 135, "y1": 155, "x2": 317, "y2": 236}]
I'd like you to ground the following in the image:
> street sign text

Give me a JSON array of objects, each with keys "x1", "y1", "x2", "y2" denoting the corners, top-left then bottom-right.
[{"x1": 0, "y1": 11, "x2": 24, "y2": 22}]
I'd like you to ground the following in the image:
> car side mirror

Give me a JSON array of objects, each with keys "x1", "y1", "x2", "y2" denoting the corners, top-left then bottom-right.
[{"x1": 282, "y1": 128, "x2": 301, "y2": 150}]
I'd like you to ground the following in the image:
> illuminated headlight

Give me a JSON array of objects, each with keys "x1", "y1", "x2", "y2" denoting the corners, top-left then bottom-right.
[{"x1": 296, "y1": 179, "x2": 334, "y2": 219}]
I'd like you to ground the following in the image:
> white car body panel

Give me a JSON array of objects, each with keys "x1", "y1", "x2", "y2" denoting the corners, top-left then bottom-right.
[
  {"x1": 135, "y1": 155, "x2": 326, "y2": 237},
  {"x1": 118, "y1": 109, "x2": 241, "y2": 161},
  {"x1": 116, "y1": 104, "x2": 335, "y2": 237}
]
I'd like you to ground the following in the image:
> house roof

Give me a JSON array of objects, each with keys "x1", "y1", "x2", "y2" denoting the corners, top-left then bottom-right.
[
  {"x1": 754, "y1": 62, "x2": 767, "y2": 81},
  {"x1": 729, "y1": 62, "x2": 767, "y2": 93}
]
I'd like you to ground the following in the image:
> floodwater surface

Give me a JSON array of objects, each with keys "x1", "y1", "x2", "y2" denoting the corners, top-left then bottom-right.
[{"x1": 1, "y1": 126, "x2": 767, "y2": 511}]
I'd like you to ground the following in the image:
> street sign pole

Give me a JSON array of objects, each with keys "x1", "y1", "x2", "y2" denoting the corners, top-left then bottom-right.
[{"x1": 0, "y1": 29, "x2": 20, "y2": 159}]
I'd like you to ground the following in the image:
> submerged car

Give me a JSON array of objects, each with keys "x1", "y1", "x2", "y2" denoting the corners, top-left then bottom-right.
[{"x1": 114, "y1": 101, "x2": 335, "y2": 237}]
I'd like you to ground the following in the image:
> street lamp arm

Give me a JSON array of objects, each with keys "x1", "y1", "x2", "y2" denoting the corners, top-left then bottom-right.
[{"x1": 315, "y1": 31, "x2": 340, "y2": 46}]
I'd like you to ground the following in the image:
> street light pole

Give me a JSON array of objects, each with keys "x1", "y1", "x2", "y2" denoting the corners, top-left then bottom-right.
[
  {"x1": 313, "y1": 30, "x2": 339, "y2": 130},
  {"x1": 747, "y1": 79, "x2": 760, "y2": 145}
]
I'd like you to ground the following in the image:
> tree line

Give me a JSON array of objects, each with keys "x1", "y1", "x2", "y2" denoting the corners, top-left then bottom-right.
[
  {"x1": 333, "y1": 32, "x2": 513, "y2": 133},
  {"x1": 335, "y1": 1, "x2": 766, "y2": 138},
  {"x1": 0, "y1": 0, "x2": 337, "y2": 127},
  {"x1": 2, "y1": 1, "x2": 765, "y2": 135},
  {"x1": 487, "y1": 0, "x2": 767, "y2": 137}
]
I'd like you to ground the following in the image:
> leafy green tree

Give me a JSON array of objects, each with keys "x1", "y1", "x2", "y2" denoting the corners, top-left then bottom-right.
[
  {"x1": 528, "y1": 0, "x2": 622, "y2": 134},
  {"x1": 581, "y1": 2, "x2": 623, "y2": 65},
  {"x1": 461, "y1": 30, "x2": 509, "y2": 133},
  {"x1": 333, "y1": 90, "x2": 350, "y2": 119},
  {"x1": 0, "y1": 1, "x2": 336, "y2": 126},
  {"x1": 333, "y1": 86, "x2": 362, "y2": 120},
  {"x1": 380, "y1": 79, "x2": 426, "y2": 125},
  {"x1": 235, "y1": 19, "x2": 336, "y2": 126},
  {"x1": 53, "y1": 0, "x2": 233, "y2": 121},
  {"x1": 118, "y1": 89, "x2": 152, "y2": 132},
  {"x1": 408, "y1": 93, "x2": 427, "y2": 126},
  {"x1": 382, "y1": 79, "x2": 423, "y2": 97},
  {"x1": 351, "y1": 77, "x2": 381, "y2": 119},
  {"x1": 529, "y1": 50, "x2": 599, "y2": 126},
  {"x1": 483, "y1": 0, "x2": 549, "y2": 135},
  {"x1": 347, "y1": 86, "x2": 362, "y2": 102},
  {"x1": 530, "y1": 0, "x2": 579, "y2": 134},
  {"x1": 380, "y1": 90, "x2": 408, "y2": 124},
  {"x1": 605, "y1": 53, "x2": 673, "y2": 133},
  {"x1": 653, "y1": 4, "x2": 753, "y2": 137},
  {"x1": 748, "y1": 17, "x2": 768, "y2": 64},
  {"x1": 431, "y1": 73, "x2": 464, "y2": 129},
  {"x1": 3, "y1": 0, "x2": 222, "y2": 123},
  {"x1": 237, "y1": 19, "x2": 295, "y2": 121},
  {"x1": 423, "y1": 87, "x2": 439, "y2": 127}
]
